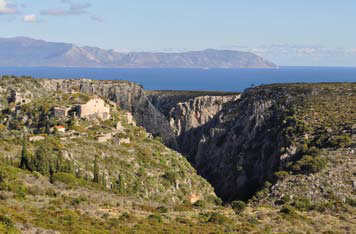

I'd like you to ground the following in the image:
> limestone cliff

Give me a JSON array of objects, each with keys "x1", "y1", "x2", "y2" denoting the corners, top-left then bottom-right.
[
  {"x1": 168, "y1": 84, "x2": 355, "y2": 202},
  {"x1": 147, "y1": 91, "x2": 240, "y2": 136}
]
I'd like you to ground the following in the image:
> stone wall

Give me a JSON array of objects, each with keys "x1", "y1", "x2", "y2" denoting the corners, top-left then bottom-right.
[{"x1": 78, "y1": 97, "x2": 110, "y2": 120}]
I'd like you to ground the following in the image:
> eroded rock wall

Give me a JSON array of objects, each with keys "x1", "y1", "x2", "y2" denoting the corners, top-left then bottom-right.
[{"x1": 160, "y1": 87, "x2": 301, "y2": 201}]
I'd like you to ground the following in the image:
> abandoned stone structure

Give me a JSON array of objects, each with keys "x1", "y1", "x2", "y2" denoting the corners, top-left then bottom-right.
[
  {"x1": 51, "y1": 107, "x2": 70, "y2": 119},
  {"x1": 7, "y1": 89, "x2": 32, "y2": 105},
  {"x1": 51, "y1": 97, "x2": 111, "y2": 121},
  {"x1": 77, "y1": 97, "x2": 110, "y2": 120}
]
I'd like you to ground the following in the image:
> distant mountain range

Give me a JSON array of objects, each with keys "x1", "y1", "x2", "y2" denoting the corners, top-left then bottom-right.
[
  {"x1": 221, "y1": 44, "x2": 356, "y2": 67},
  {"x1": 0, "y1": 37, "x2": 276, "y2": 68}
]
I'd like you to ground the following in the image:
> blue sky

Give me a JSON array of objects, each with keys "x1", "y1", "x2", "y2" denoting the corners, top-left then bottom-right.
[{"x1": 0, "y1": 0, "x2": 355, "y2": 51}]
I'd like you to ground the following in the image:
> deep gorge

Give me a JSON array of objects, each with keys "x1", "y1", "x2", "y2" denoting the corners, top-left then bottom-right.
[{"x1": 8, "y1": 78, "x2": 354, "y2": 203}]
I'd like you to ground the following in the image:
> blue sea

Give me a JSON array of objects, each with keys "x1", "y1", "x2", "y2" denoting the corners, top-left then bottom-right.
[{"x1": 1, "y1": 66, "x2": 356, "y2": 92}]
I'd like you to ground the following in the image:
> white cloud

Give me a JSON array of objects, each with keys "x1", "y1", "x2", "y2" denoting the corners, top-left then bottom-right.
[
  {"x1": 90, "y1": 15, "x2": 103, "y2": 22},
  {"x1": 41, "y1": 1, "x2": 91, "y2": 16},
  {"x1": 0, "y1": 0, "x2": 17, "y2": 15},
  {"x1": 23, "y1": 14, "x2": 37, "y2": 23}
]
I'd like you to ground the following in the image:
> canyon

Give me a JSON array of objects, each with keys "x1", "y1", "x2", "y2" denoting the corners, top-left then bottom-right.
[
  {"x1": 3, "y1": 77, "x2": 354, "y2": 202},
  {"x1": 0, "y1": 76, "x2": 355, "y2": 232}
]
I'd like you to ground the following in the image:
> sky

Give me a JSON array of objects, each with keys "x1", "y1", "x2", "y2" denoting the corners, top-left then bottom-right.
[{"x1": 0, "y1": 0, "x2": 356, "y2": 51}]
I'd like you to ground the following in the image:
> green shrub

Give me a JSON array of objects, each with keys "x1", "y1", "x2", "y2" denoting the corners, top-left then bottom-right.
[
  {"x1": 329, "y1": 135, "x2": 352, "y2": 148},
  {"x1": 0, "y1": 215, "x2": 14, "y2": 228},
  {"x1": 193, "y1": 200, "x2": 206, "y2": 208},
  {"x1": 231, "y1": 200, "x2": 246, "y2": 215},
  {"x1": 291, "y1": 197, "x2": 314, "y2": 211},
  {"x1": 274, "y1": 171, "x2": 289, "y2": 180},
  {"x1": 162, "y1": 171, "x2": 177, "y2": 184},
  {"x1": 207, "y1": 212, "x2": 229, "y2": 224},
  {"x1": 207, "y1": 195, "x2": 223, "y2": 206},
  {"x1": 291, "y1": 155, "x2": 327, "y2": 175},
  {"x1": 147, "y1": 214, "x2": 162, "y2": 223},
  {"x1": 45, "y1": 188, "x2": 57, "y2": 197},
  {"x1": 53, "y1": 172, "x2": 79, "y2": 186},
  {"x1": 156, "y1": 206, "x2": 168, "y2": 213},
  {"x1": 346, "y1": 197, "x2": 356, "y2": 207},
  {"x1": 280, "y1": 205, "x2": 297, "y2": 215}
]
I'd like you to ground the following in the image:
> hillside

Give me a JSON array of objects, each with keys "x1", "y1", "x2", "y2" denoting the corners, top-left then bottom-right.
[
  {"x1": 0, "y1": 76, "x2": 355, "y2": 233},
  {"x1": 0, "y1": 37, "x2": 277, "y2": 68},
  {"x1": 0, "y1": 76, "x2": 226, "y2": 233}
]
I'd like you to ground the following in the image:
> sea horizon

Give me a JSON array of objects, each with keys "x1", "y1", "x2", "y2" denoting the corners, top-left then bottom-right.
[{"x1": 1, "y1": 66, "x2": 356, "y2": 92}]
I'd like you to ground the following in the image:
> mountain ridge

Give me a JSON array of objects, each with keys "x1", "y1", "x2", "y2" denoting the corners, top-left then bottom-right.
[{"x1": 0, "y1": 37, "x2": 277, "y2": 68}]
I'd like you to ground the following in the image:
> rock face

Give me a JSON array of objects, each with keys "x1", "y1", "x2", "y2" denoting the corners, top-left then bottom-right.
[
  {"x1": 77, "y1": 97, "x2": 110, "y2": 120},
  {"x1": 147, "y1": 91, "x2": 241, "y2": 140},
  {"x1": 175, "y1": 88, "x2": 292, "y2": 201},
  {"x1": 146, "y1": 88, "x2": 305, "y2": 201},
  {"x1": 152, "y1": 95, "x2": 240, "y2": 136},
  {"x1": 164, "y1": 84, "x2": 356, "y2": 202}
]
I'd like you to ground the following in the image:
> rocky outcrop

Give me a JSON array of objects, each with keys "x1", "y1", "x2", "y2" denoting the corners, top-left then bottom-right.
[
  {"x1": 77, "y1": 97, "x2": 110, "y2": 120},
  {"x1": 148, "y1": 92, "x2": 240, "y2": 136},
  {"x1": 175, "y1": 87, "x2": 296, "y2": 201}
]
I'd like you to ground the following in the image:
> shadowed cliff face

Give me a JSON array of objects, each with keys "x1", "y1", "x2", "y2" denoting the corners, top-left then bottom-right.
[
  {"x1": 176, "y1": 89, "x2": 295, "y2": 201},
  {"x1": 147, "y1": 84, "x2": 356, "y2": 202},
  {"x1": 148, "y1": 88, "x2": 295, "y2": 201}
]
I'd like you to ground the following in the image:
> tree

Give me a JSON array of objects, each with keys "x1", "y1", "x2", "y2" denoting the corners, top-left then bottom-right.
[
  {"x1": 49, "y1": 163, "x2": 55, "y2": 184},
  {"x1": 101, "y1": 173, "x2": 106, "y2": 187},
  {"x1": 56, "y1": 153, "x2": 64, "y2": 172},
  {"x1": 33, "y1": 145, "x2": 49, "y2": 175},
  {"x1": 93, "y1": 156, "x2": 99, "y2": 183},
  {"x1": 19, "y1": 137, "x2": 31, "y2": 171},
  {"x1": 114, "y1": 174, "x2": 125, "y2": 193}
]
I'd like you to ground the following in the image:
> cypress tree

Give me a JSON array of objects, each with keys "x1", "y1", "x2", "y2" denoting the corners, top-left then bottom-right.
[
  {"x1": 19, "y1": 138, "x2": 30, "y2": 171},
  {"x1": 101, "y1": 173, "x2": 106, "y2": 187},
  {"x1": 56, "y1": 153, "x2": 63, "y2": 172},
  {"x1": 93, "y1": 156, "x2": 99, "y2": 183},
  {"x1": 34, "y1": 145, "x2": 49, "y2": 175},
  {"x1": 49, "y1": 163, "x2": 54, "y2": 184},
  {"x1": 115, "y1": 174, "x2": 125, "y2": 193}
]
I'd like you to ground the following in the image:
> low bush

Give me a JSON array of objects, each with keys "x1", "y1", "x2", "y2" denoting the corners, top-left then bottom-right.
[
  {"x1": 53, "y1": 172, "x2": 78, "y2": 186},
  {"x1": 231, "y1": 200, "x2": 246, "y2": 215},
  {"x1": 329, "y1": 135, "x2": 352, "y2": 148},
  {"x1": 291, "y1": 155, "x2": 327, "y2": 175},
  {"x1": 147, "y1": 214, "x2": 162, "y2": 223},
  {"x1": 291, "y1": 197, "x2": 314, "y2": 211},
  {"x1": 274, "y1": 171, "x2": 289, "y2": 180},
  {"x1": 280, "y1": 205, "x2": 297, "y2": 215},
  {"x1": 207, "y1": 212, "x2": 229, "y2": 225},
  {"x1": 156, "y1": 206, "x2": 168, "y2": 213},
  {"x1": 0, "y1": 215, "x2": 14, "y2": 228},
  {"x1": 346, "y1": 197, "x2": 356, "y2": 207},
  {"x1": 193, "y1": 200, "x2": 206, "y2": 208}
]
